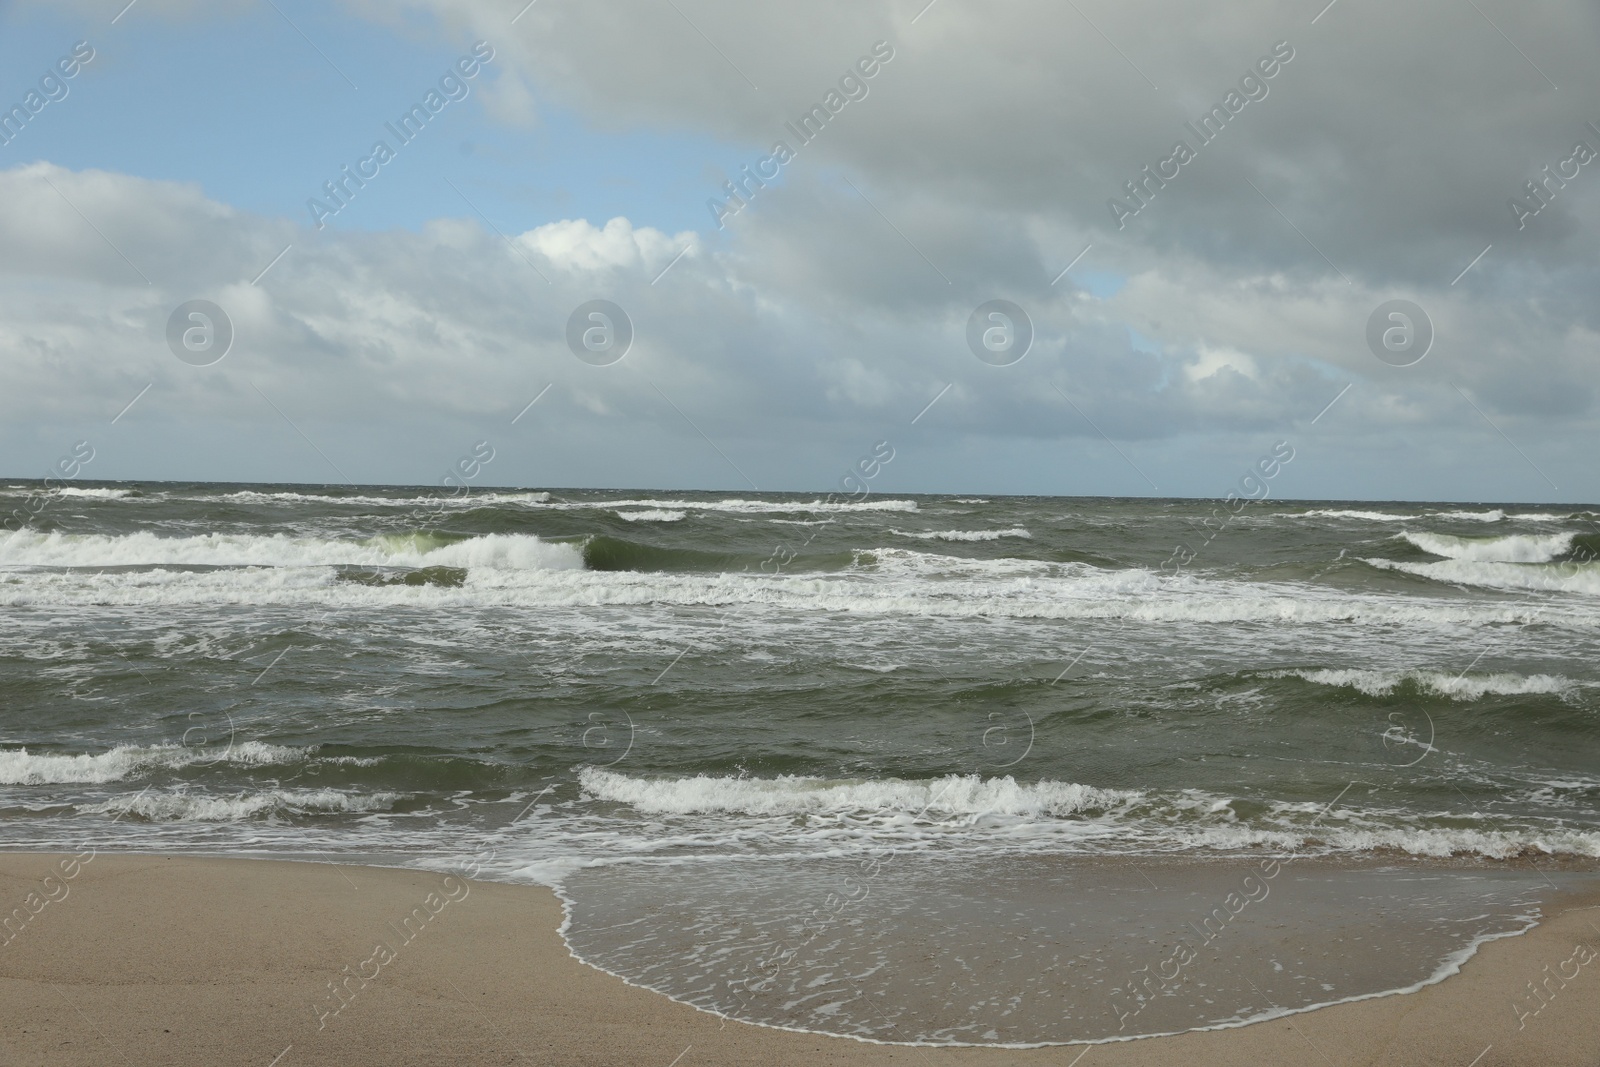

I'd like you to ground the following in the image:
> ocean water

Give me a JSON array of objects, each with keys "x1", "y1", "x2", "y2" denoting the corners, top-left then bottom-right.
[{"x1": 3, "y1": 482, "x2": 1599, "y2": 1043}]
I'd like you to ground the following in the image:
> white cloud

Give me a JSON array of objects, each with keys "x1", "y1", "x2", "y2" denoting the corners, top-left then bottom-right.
[
  {"x1": 521, "y1": 217, "x2": 689, "y2": 273},
  {"x1": 1185, "y1": 346, "x2": 1259, "y2": 384}
]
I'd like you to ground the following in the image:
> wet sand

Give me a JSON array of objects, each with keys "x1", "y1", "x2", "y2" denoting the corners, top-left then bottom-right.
[{"x1": 1, "y1": 853, "x2": 1597, "y2": 1066}]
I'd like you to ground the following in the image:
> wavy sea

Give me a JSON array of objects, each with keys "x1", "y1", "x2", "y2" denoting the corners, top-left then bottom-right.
[{"x1": 3, "y1": 482, "x2": 1598, "y2": 1045}]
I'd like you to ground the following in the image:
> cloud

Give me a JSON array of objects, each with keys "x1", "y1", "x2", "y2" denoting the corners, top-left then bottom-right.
[
  {"x1": 345, "y1": 1, "x2": 1600, "y2": 417},
  {"x1": 0, "y1": 154, "x2": 1592, "y2": 491},
  {"x1": 384, "y1": 1, "x2": 1598, "y2": 257},
  {"x1": 3, "y1": 0, "x2": 1598, "y2": 497},
  {"x1": 522, "y1": 217, "x2": 686, "y2": 272}
]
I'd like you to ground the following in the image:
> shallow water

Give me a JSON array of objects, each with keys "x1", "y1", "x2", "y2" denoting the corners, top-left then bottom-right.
[{"x1": 563, "y1": 855, "x2": 1592, "y2": 1044}]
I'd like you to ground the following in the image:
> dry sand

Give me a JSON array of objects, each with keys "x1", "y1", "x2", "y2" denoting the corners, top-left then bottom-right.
[{"x1": 1, "y1": 853, "x2": 1596, "y2": 1066}]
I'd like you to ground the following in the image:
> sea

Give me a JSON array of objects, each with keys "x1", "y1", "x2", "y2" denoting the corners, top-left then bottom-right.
[{"x1": 3, "y1": 482, "x2": 1598, "y2": 1045}]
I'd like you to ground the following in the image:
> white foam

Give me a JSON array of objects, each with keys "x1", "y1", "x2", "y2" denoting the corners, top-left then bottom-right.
[
  {"x1": 79, "y1": 787, "x2": 400, "y2": 822},
  {"x1": 1271, "y1": 668, "x2": 1570, "y2": 700},
  {"x1": 569, "y1": 769, "x2": 1600, "y2": 863},
  {"x1": 857, "y1": 545, "x2": 1081, "y2": 578},
  {"x1": 1432, "y1": 509, "x2": 1508, "y2": 522},
  {"x1": 1293, "y1": 507, "x2": 1566, "y2": 525},
  {"x1": 581, "y1": 768, "x2": 1140, "y2": 818},
  {"x1": 1292, "y1": 509, "x2": 1418, "y2": 522},
  {"x1": 199, "y1": 491, "x2": 911, "y2": 514},
  {"x1": 1368, "y1": 557, "x2": 1600, "y2": 596},
  {"x1": 52, "y1": 487, "x2": 132, "y2": 499},
  {"x1": 5, "y1": 553, "x2": 1598, "y2": 631},
  {"x1": 218, "y1": 489, "x2": 552, "y2": 507},
  {"x1": 423, "y1": 533, "x2": 586, "y2": 571},
  {"x1": 3, "y1": 528, "x2": 1597, "y2": 631},
  {"x1": 0, "y1": 741, "x2": 306, "y2": 785},
  {"x1": 1305, "y1": 824, "x2": 1600, "y2": 859},
  {"x1": 1401, "y1": 530, "x2": 1574, "y2": 563},
  {"x1": 0, "y1": 529, "x2": 584, "y2": 572},
  {"x1": 890, "y1": 528, "x2": 1032, "y2": 542},
  {"x1": 615, "y1": 510, "x2": 687, "y2": 522},
  {"x1": 559, "y1": 497, "x2": 919, "y2": 514}
]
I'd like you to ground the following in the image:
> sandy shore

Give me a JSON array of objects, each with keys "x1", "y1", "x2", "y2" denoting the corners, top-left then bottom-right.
[{"x1": 1, "y1": 853, "x2": 1596, "y2": 1066}]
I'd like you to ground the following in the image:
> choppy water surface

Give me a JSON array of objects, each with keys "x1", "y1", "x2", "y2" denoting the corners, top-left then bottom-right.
[{"x1": 3, "y1": 482, "x2": 1598, "y2": 1043}]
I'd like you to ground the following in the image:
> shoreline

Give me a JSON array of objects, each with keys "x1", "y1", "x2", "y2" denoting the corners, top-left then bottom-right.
[
  {"x1": 2, "y1": 852, "x2": 1597, "y2": 1065},
  {"x1": 550, "y1": 851, "x2": 1600, "y2": 1049}
]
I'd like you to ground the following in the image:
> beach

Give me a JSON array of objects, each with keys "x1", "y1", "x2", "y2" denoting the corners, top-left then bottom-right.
[{"x1": 2, "y1": 853, "x2": 1597, "y2": 1066}]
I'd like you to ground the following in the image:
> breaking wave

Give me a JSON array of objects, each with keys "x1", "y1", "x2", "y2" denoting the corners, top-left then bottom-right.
[
  {"x1": 0, "y1": 742, "x2": 305, "y2": 785},
  {"x1": 78, "y1": 787, "x2": 400, "y2": 822},
  {"x1": 890, "y1": 527, "x2": 1032, "y2": 542},
  {"x1": 0, "y1": 529, "x2": 585, "y2": 572},
  {"x1": 577, "y1": 769, "x2": 1600, "y2": 860},
  {"x1": 1367, "y1": 557, "x2": 1600, "y2": 596},
  {"x1": 217, "y1": 489, "x2": 552, "y2": 507},
  {"x1": 51, "y1": 487, "x2": 134, "y2": 499},
  {"x1": 1293, "y1": 509, "x2": 1419, "y2": 522},
  {"x1": 581, "y1": 767, "x2": 1136, "y2": 818},
  {"x1": 1400, "y1": 531, "x2": 1574, "y2": 563},
  {"x1": 615, "y1": 510, "x2": 687, "y2": 522},
  {"x1": 563, "y1": 497, "x2": 919, "y2": 514},
  {"x1": 1268, "y1": 668, "x2": 1571, "y2": 701}
]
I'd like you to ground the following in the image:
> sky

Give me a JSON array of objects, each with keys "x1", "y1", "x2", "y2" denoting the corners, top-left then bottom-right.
[{"x1": 0, "y1": 0, "x2": 1597, "y2": 502}]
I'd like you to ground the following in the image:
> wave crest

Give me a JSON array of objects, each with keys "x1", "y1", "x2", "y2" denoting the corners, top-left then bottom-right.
[
  {"x1": 0, "y1": 529, "x2": 584, "y2": 572},
  {"x1": 1269, "y1": 668, "x2": 1570, "y2": 700},
  {"x1": 0, "y1": 741, "x2": 305, "y2": 785},
  {"x1": 1401, "y1": 531, "x2": 1574, "y2": 563},
  {"x1": 1368, "y1": 557, "x2": 1600, "y2": 596},
  {"x1": 79, "y1": 788, "x2": 400, "y2": 822},
  {"x1": 615, "y1": 510, "x2": 687, "y2": 522},
  {"x1": 580, "y1": 768, "x2": 1139, "y2": 818},
  {"x1": 891, "y1": 527, "x2": 1032, "y2": 542}
]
